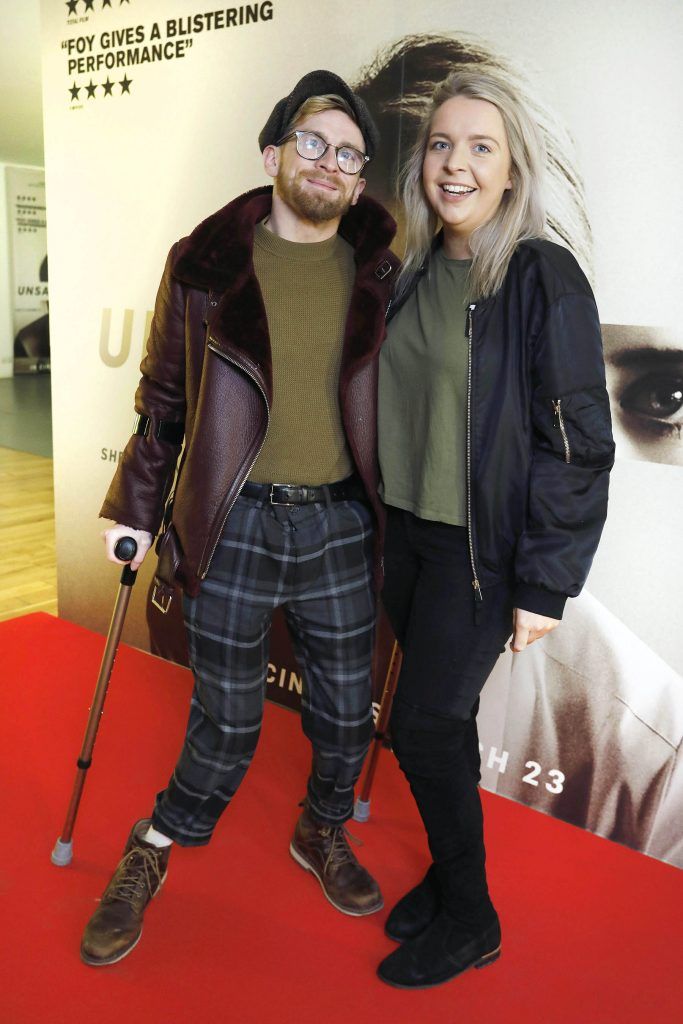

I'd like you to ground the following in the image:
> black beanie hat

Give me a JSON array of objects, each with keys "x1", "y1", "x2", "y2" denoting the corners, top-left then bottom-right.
[{"x1": 258, "y1": 69, "x2": 379, "y2": 161}]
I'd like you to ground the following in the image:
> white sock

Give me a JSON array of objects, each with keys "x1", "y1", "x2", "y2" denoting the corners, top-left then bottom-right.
[{"x1": 143, "y1": 824, "x2": 173, "y2": 848}]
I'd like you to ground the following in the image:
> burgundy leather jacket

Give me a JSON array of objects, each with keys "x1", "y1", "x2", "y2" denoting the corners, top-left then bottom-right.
[{"x1": 101, "y1": 186, "x2": 398, "y2": 600}]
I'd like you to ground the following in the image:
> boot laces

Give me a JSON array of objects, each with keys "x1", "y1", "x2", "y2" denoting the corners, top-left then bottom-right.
[
  {"x1": 104, "y1": 846, "x2": 164, "y2": 908},
  {"x1": 323, "y1": 824, "x2": 363, "y2": 872}
]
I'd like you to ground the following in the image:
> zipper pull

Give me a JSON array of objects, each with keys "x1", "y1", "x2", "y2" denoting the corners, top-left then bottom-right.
[
  {"x1": 472, "y1": 578, "x2": 484, "y2": 623},
  {"x1": 465, "y1": 303, "x2": 476, "y2": 339},
  {"x1": 552, "y1": 399, "x2": 560, "y2": 428}
]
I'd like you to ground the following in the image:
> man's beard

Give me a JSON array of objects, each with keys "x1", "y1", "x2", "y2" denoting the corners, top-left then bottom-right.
[{"x1": 275, "y1": 167, "x2": 353, "y2": 224}]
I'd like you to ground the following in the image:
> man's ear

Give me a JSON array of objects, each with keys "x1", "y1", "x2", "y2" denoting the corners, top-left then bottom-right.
[
  {"x1": 263, "y1": 145, "x2": 279, "y2": 180},
  {"x1": 350, "y1": 176, "x2": 367, "y2": 206}
]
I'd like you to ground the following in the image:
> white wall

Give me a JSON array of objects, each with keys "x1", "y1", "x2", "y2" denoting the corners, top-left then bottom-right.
[{"x1": 0, "y1": 2, "x2": 44, "y2": 166}]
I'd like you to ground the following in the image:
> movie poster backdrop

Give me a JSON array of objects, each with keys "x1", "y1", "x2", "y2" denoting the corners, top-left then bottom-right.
[
  {"x1": 4, "y1": 165, "x2": 49, "y2": 374},
  {"x1": 40, "y1": 0, "x2": 683, "y2": 867}
]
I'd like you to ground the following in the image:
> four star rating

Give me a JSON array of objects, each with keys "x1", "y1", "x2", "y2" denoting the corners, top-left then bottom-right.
[
  {"x1": 64, "y1": 0, "x2": 138, "y2": 104},
  {"x1": 66, "y1": 0, "x2": 130, "y2": 12},
  {"x1": 69, "y1": 75, "x2": 132, "y2": 101}
]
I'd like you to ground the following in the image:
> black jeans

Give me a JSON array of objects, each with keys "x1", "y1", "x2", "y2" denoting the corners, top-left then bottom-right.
[{"x1": 382, "y1": 506, "x2": 514, "y2": 923}]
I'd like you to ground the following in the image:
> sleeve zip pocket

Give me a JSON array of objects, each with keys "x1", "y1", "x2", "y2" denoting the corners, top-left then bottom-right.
[{"x1": 552, "y1": 399, "x2": 572, "y2": 464}]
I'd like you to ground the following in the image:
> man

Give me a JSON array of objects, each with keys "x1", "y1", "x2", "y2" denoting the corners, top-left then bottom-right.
[{"x1": 81, "y1": 69, "x2": 398, "y2": 967}]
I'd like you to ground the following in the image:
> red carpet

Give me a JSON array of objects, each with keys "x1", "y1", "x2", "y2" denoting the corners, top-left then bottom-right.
[{"x1": 1, "y1": 612, "x2": 680, "y2": 1024}]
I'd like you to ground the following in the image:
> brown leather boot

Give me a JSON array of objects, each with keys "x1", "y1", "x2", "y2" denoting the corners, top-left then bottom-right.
[
  {"x1": 289, "y1": 806, "x2": 383, "y2": 916},
  {"x1": 80, "y1": 819, "x2": 171, "y2": 966}
]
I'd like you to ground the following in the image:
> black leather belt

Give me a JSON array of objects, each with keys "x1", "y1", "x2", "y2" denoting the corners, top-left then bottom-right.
[{"x1": 241, "y1": 475, "x2": 367, "y2": 506}]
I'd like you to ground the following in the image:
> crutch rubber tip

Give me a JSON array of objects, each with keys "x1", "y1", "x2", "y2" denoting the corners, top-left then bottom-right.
[
  {"x1": 51, "y1": 838, "x2": 73, "y2": 866},
  {"x1": 353, "y1": 797, "x2": 371, "y2": 823}
]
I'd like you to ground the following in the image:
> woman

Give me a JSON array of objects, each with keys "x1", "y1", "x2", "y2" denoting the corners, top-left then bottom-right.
[
  {"x1": 354, "y1": 33, "x2": 592, "y2": 274},
  {"x1": 376, "y1": 67, "x2": 614, "y2": 988},
  {"x1": 358, "y1": 35, "x2": 683, "y2": 870}
]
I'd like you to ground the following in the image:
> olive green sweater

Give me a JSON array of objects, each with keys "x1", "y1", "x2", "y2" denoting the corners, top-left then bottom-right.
[{"x1": 249, "y1": 222, "x2": 354, "y2": 485}]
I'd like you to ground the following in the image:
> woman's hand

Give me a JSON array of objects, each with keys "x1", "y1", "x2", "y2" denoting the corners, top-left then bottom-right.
[{"x1": 510, "y1": 607, "x2": 560, "y2": 653}]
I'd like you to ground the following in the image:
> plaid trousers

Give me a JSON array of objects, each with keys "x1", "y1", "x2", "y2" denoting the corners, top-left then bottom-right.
[{"x1": 151, "y1": 492, "x2": 376, "y2": 846}]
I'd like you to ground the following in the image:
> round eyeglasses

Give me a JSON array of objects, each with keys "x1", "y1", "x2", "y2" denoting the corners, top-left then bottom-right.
[{"x1": 276, "y1": 130, "x2": 369, "y2": 175}]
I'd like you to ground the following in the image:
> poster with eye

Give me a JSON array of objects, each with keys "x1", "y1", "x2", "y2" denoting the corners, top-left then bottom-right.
[{"x1": 40, "y1": 0, "x2": 682, "y2": 867}]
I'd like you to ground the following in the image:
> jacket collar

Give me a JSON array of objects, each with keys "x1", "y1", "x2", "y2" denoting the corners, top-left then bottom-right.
[
  {"x1": 171, "y1": 186, "x2": 398, "y2": 407},
  {"x1": 172, "y1": 185, "x2": 396, "y2": 290},
  {"x1": 388, "y1": 230, "x2": 507, "y2": 324}
]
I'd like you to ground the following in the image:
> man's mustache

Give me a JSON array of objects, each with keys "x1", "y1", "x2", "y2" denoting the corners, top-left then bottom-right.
[{"x1": 300, "y1": 172, "x2": 339, "y2": 190}]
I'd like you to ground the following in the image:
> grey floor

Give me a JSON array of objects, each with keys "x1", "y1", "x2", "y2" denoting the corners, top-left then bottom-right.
[{"x1": 0, "y1": 374, "x2": 53, "y2": 457}]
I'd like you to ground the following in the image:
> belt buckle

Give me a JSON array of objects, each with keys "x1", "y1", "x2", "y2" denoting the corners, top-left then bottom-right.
[
  {"x1": 151, "y1": 581, "x2": 173, "y2": 614},
  {"x1": 269, "y1": 483, "x2": 299, "y2": 506}
]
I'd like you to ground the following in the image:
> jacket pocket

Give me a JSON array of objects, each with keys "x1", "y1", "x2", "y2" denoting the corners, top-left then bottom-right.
[
  {"x1": 154, "y1": 522, "x2": 184, "y2": 586},
  {"x1": 552, "y1": 399, "x2": 571, "y2": 464},
  {"x1": 542, "y1": 386, "x2": 614, "y2": 470}
]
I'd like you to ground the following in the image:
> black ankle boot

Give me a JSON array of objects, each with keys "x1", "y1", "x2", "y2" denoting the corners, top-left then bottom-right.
[
  {"x1": 384, "y1": 864, "x2": 439, "y2": 941},
  {"x1": 377, "y1": 908, "x2": 501, "y2": 989}
]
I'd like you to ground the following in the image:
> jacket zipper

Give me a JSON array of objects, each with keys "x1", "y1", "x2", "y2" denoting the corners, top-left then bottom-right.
[
  {"x1": 380, "y1": 294, "x2": 393, "y2": 580},
  {"x1": 199, "y1": 339, "x2": 270, "y2": 578},
  {"x1": 466, "y1": 304, "x2": 483, "y2": 604},
  {"x1": 552, "y1": 399, "x2": 572, "y2": 464}
]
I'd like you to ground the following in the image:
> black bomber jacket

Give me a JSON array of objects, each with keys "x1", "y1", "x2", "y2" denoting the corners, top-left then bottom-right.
[{"x1": 388, "y1": 238, "x2": 615, "y2": 619}]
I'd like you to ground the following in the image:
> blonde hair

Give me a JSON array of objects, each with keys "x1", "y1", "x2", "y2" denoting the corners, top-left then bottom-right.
[
  {"x1": 398, "y1": 66, "x2": 547, "y2": 299},
  {"x1": 284, "y1": 94, "x2": 357, "y2": 136}
]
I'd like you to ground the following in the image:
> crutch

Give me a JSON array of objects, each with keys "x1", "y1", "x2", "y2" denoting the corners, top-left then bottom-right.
[
  {"x1": 51, "y1": 537, "x2": 139, "y2": 866},
  {"x1": 353, "y1": 639, "x2": 403, "y2": 822}
]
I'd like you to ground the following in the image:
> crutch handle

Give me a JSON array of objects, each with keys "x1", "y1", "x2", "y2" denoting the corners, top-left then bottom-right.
[{"x1": 114, "y1": 536, "x2": 138, "y2": 562}]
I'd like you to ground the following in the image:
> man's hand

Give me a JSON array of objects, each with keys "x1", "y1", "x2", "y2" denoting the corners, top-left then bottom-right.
[
  {"x1": 102, "y1": 524, "x2": 153, "y2": 571},
  {"x1": 510, "y1": 607, "x2": 560, "y2": 653}
]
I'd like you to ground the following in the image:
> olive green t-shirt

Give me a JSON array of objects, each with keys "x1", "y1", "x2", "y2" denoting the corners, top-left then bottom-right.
[{"x1": 378, "y1": 248, "x2": 471, "y2": 526}]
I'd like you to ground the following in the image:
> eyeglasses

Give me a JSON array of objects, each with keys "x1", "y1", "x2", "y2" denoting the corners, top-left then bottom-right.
[{"x1": 276, "y1": 130, "x2": 369, "y2": 175}]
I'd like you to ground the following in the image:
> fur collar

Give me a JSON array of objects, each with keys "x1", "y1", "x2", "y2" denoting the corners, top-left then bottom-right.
[
  {"x1": 172, "y1": 186, "x2": 398, "y2": 405},
  {"x1": 173, "y1": 185, "x2": 396, "y2": 290}
]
